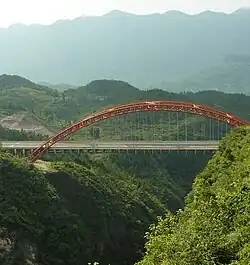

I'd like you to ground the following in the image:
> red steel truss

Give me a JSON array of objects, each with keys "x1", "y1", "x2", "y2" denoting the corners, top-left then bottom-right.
[{"x1": 29, "y1": 100, "x2": 250, "y2": 162}]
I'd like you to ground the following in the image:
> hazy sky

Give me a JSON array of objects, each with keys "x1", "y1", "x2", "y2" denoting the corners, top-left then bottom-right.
[{"x1": 0, "y1": 0, "x2": 249, "y2": 27}]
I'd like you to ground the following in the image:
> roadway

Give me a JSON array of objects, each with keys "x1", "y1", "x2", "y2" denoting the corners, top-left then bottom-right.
[{"x1": 1, "y1": 141, "x2": 220, "y2": 151}]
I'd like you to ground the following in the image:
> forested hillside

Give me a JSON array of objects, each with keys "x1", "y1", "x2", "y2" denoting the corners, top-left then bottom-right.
[
  {"x1": 1, "y1": 126, "x2": 249, "y2": 264},
  {"x1": 0, "y1": 149, "x2": 211, "y2": 265},
  {"x1": 0, "y1": 124, "x2": 46, "y2": 140},
  {"x1": 0, "y1": 3, "x2": 249, "y2": 264},
  {"x1": 137, "y1": 127, "x2": 250, "y2": 265},
  {"x1": 0, "y1": 152, "x2": 167, "y2": 265},
  {"x1": 1, "y1": 74, "x2": 250, "y2": 264},
  {"x1": 0, "y1": 75, "x2": 249, "y2": 147},
  {"x1": 1, "y1": 75, "x2": 249, "y2": 135},
  {"x1": 0, "y1": 9, "x2": 250, "y2": 87}
]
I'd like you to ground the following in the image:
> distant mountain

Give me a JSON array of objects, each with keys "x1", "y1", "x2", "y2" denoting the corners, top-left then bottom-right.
[
  {"x1": 0, "y1": 74, "x2": 59, "y2": 96},
  {"x1": 38, "y1": 82, "x2": 77, "y2": 91},
  {"x1": 0, "y1": 9, "x2": 250, "y2": 87},
  {"x1": 103, "y1": 10, "x2": 136, "y2": 17},
  {"x1": 0, "y1": 74, "x2": 44, "y2": 90},
  {"x1": 1, "y1": 76, "x2": 250, "y2": 135},
  {"x1": 155, "y1": 57, "x2": 250, "y2": 94}
]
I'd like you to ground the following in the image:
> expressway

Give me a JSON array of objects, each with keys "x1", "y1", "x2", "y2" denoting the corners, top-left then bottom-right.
[{"x1": 1, "y1": 141, "x2": 220, "y2": 151}]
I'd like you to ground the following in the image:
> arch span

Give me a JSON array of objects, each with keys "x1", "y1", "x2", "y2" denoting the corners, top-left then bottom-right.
[{"x1": 29, "y1": 100, "x2": 250, "y2": 162}]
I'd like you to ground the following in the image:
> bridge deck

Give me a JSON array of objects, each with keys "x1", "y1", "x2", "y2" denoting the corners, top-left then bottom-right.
[{"x1": 1, "y1": 141, "x2": 220, "y2": 150}]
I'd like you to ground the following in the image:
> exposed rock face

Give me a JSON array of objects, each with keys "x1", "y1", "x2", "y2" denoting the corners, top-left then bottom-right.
[
  {"x1": 0, "y1": 112, "x2": 53, "y2": 136},
  {"x1": 0, "y1": 228, "x2": 39, "y2": 264}
]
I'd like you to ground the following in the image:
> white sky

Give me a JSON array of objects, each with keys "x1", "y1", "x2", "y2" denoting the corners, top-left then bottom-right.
[{"x1": 0, "y1": 0, "x2": 250, "y2": 28}]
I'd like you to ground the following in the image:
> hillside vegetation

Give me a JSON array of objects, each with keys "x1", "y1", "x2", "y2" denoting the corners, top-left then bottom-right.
[
  {"x1": 0, "y1": 75, "x2": 58, "y2": 115},
  {"x1": 0, "y1": 124, "x2": 46, "y2": 140},
  {"x1": 2, "y1": 76, "x2": 249, "y2": 121},
  {"x1": 1, "y1": 126, "x2": 249, "y2": 264},
  {"x1": 1, "y1": 74, "x2": 250, "y2": 264},
  {"x1": 1, "y1": 75, "x2": 249, "y2": 120},
  {"x1": 137, "y1": 127, "x2": 250, "y2": 265},
  {"x1": 0, "y1": 152, "x2": 168, "y2": 265},
  {"x1": 0, "y1": 75, "x2": 249, "y2": 142},
  {"x1": 0, "y1": 9, "x2": 250, "y2": 87}
]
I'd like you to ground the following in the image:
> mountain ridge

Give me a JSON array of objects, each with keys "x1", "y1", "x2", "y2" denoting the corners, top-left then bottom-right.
[
  {"x1": 0, "y1": 74, "x2": 46, "y2": 90},
  {"x1": 0, "y1": 10, "x2": 249, "y2": 87},
  {"x1": 2, "y1": 8, "x2": 250, "y2": 29}
]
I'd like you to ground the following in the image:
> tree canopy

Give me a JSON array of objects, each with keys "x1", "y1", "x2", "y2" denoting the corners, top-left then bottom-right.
[{"x1": 137, "y1": 127, "x2": 250, "y2": 265}]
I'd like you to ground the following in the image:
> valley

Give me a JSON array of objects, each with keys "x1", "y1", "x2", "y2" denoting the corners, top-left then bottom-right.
[
  {"x1": 1, "y1": 3, "x2": 250, "y2": 264},
  {"x1": 0, "y1": 74, "x2": 250, "y2": 264}
]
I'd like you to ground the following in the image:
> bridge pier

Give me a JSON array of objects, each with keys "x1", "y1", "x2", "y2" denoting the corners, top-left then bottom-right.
[{"x1": 6, "y1": 148, "x2": 30, "y2": 158}]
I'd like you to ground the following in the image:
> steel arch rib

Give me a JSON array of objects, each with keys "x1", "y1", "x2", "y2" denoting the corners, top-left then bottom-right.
[{"x1": 29, "y1": 100, "x2": 250, "y2": 162}]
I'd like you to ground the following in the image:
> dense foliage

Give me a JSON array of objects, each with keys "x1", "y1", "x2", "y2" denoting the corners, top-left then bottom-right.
[
  {"x1": 0, "y1": 75, "x2": 250, "y2": 264},
  {"x1": 1, "y1": 75, "x2": 249, "y2": 142},
  {"x1": 54, "y1": 80, "x2": 250, "y2": 121},
  {"x1": 0, "y1": 152, "x2": 168, "y2": 265},
  {"x1": 0, "y1": 124, "x2": 47, "y2": 141},
  {"x1": 137, "y1": 127, "x2": 250, "y2": 265},
  {"x1": 111, "y1": 152, "x2": 212, "y2": 211}
]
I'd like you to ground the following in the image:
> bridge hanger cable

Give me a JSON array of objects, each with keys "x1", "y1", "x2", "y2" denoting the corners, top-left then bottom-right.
[{"x1": 28, "y1": 100, "x2": 250, "y2": 163}]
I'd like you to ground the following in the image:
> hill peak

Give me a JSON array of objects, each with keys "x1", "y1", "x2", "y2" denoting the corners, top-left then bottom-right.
[
  {"x1": 0, "y1": 74, "x2": 50, "y2": 92},
  {"x1": 0, "y1": 74, "x2": 34, "y2": 86},
  {"x1": 85, "y1": 79, "x2": 137, "y2": 89},
  {"x1": 73, "y1": 79, "x2": 138, "y2": 96},
  {"x1": 162, "y1": 10, "x2": 190, "y2": 17},
  {"x1": 103, "y1": 10, "x2": 135, "y2": 17},
  {"x1": 232, "y1": 7, "x2": 250, "y2": 15}
]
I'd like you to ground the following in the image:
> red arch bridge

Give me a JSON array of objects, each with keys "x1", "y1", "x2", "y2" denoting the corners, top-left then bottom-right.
[{"x1": 2, "y1": 100, "x2": 249, "y2": 162}]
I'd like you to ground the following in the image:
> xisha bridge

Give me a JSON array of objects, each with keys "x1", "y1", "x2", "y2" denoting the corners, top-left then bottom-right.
[{"x1": 2, "y1": 100, "x2": 249, "y2": 163}]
